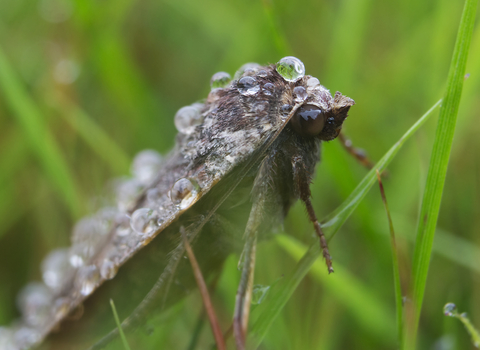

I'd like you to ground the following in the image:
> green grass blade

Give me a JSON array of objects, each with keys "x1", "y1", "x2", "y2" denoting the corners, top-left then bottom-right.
[
  {"x1": 322, "y1": 100, "x2": 441, "y2": 238},
  {"x1": 269, "y1": 235, "x2": 395, "y2": 342},
  {"x1": 110, "y1": 299, "x2": 132, "y2": 350},
  {"x1": 444, "y1": 303, "x2": 480, "y2": 348},
  {"x1": 56, "y1": 97, "x2": 130, "y2": 175},
  {"x1": 381, "y1": 212, "x2": 480, "y2": 275},
  {"x1": 248, "y1": 99, "x2": 441, "y2": 348},
  {"x1": 407, "y1": 0, "x2": 478, "y2": 347},
  {"x1": 260, "y1": 0, "x2": 291, "y2": 56},
  {"x1": 0, "y1": 47, "x2": 83, "y2": 217},
  {"x1": 376, "y1": 171, "x2": 404, "y2": 348}
]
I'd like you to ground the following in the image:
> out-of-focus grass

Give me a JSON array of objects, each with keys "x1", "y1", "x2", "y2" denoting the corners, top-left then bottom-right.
[
  {"x1": 0, "y1": 0, "x2": 479, "y2": 349},
  {"x1": 250, "y1": 98, "x2": 440, "y2": 348},
  {"x1": 110, "y1": 299, "x2": 131, "y2": 350},
  {"x1": 407, "y1": 0, "x2": 477, "y2": 348}
]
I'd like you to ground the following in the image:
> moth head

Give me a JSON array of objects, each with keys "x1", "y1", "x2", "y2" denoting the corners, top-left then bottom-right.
[{"x1": 290, "y1": 82, "x2": 355, "y2": 141}]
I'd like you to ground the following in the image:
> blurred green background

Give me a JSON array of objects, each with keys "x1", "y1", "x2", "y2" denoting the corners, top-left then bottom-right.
[{"x1": 0, "y1": 0, "x2": 479, "y2": 349}]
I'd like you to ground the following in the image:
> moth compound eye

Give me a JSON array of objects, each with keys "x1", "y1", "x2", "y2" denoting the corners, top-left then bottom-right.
[{"x1": 290, "y1": 105, "x2": 325, "y2": 137}]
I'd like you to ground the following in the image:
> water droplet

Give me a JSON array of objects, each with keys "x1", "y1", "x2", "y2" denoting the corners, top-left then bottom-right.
[
  {"x1": 115, "y1": 178, "x2": 144, "y2": 212},
  {"x1": 130, "y1": 208, "x2": 159, "y2": 235},
  {"x1": 116, "y1": 213, "x2": 132, "y2": 236},
  {"x1": 76, "y1": 265, "x2": 101, "y2": 296},
  {"x1": 174, "y1": 106, "x2": 204, "y2": 135},
  {"x1": 444, "y1": 303, "x2": 457, "y2": 316},
  {"x1": 97, "y1": 206, "x2": 117, "y2": 224},
  {"x1": 210, "y1": 71, "x2": 231, "y2": 89},
  {"x1": 169, "y1": 178, "x2": 199, "y2": 209},
  {"x1": 17, "y1": 283, "x2": 53, "y2": 326},
  {"x1": 257, "y1": 69, "x2": 268, "y2": 77},
  {"x1": 100, "y1": 259, "x2": 118, "y2": 280},
  {"x1": 70, "y1": 217, "x2": 109, "y2": 267},
  {"x1": 52, "y1": 297, "x2": 70, "y2": 320},
  {"x1": 131, "y1": 150, "x2": 163, "y2": 184},
  {"x1": 41, "y1": 248, "x2": 74, "y2": 292},
  {"x1": 276, "y1": 56, "x2": 305, "y2": 82},
  {"x1": 13, "y1": 327, "x2": 41, "y2": 349},
  {"x1": 69, "y1": 254, "x2": 84, "y2": 268},
  {"x1": 263, "y1": 82, "x2": 275, "y2": 96},
  {"x1": 293, "y1": 86, "x2": 308, "y2": 102},
  {"x1": 234, "y1": 62, "x2": 261, "y2": 80},
  {"x1": 237, "y1": 76, "x2": 260, "y2": 96},
  {"x1": 0, "y1": 327, "x2": 16, "y2": 350},
  {"x1": 252, "y1": 284, "x2": 270, "y2": 305},
  {"x1": 306, "y1": 77, "x2": 320, "y2": 90},
  {"x1": 207, "y1": 89, "x2": 224, "y2": 104}
]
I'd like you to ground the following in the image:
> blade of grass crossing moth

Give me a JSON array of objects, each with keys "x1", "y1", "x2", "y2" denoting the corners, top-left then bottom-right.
[
  {"x1": 376, "y1": 170, "x2": 404, "y2": 348},
  {"x1": 180, "y1": 227, "x2": 226, "y2": 350},
  {"x1": 90, "y1": 145, "x2": 276, "y2": 349},
  {"x1": 322, "y1": 100, "x2": 441, "y2": 239},
  {"x1": 406, "y1": 0, "x2": 478, "y2": 348},
  {"x1": 109, "y1": 299, "x2": 131, "y2": 350},
  {"x1": 89, "y1": 228, "x2": 189, "y2": 350},
  {"x1": 248, "y1": 99, "x2": 441, "y2": 348}
]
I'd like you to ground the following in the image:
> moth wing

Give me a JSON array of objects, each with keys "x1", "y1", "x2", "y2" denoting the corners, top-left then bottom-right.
[{"x1": 23, "y1": 65, "x2": 294, "y2": 347}]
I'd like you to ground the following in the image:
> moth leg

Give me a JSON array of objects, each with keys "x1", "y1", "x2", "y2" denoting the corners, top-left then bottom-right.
[
  {"x1": 338, "y1": 131, "x2": 374, "y2": 170},
  {"x1": 292, "y1": 156, "x2": 334, "y2": 273},
  {"x1": 181, "y1": 227, "x2": 226, "y2": 350},
  {"x1": 233, "y1": 198, "x2": 261, "y2": 350},
  {"x1": 187, "y1": 270, "x2": 223, "y2": 350},
  {"x1": 233, "y1": 156, "x2": 271, "y2": 350}
]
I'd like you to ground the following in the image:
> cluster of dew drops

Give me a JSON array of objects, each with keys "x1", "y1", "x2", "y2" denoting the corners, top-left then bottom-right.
[
  {"x1": 175, "y1": 56, "x2": 306, "y2": 134},
  {"x1": 0, "y1": 56, "x2": 307, "y2": 350}
]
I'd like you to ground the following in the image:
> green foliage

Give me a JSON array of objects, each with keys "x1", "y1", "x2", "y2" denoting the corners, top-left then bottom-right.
[
  {"x1": 0, "y1": 0, "x2": 478, "y2": 349},
  {"x1": 110, "y1": 299, "x2": 132, "y2": 350},
  {"x1": 407, "y1": 0, "x2": 478, "y2": 348}
]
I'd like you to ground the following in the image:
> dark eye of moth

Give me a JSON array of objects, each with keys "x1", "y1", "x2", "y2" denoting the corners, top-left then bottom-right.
[{"x1": 290, "y1": 104, "x2": 325, "y2": 137}]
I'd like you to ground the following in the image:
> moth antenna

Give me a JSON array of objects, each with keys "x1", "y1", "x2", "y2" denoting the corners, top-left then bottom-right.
[{"x1": 292, "y1": 156, "x2": 334, "y2": 273}]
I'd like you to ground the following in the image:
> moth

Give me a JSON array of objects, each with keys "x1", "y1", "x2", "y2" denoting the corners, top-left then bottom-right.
[{"x1": 0, "y1": 56, "x2": 355, "y2": 349}]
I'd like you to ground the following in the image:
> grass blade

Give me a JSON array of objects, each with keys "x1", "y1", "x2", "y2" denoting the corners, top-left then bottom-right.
[
  {"x1": 406, "y1": 0, "x2": 478, "y2": 347},
  {"x1": 0, "y1": 47, "x2": 83, "y2": 217},
  {"x1": 322, "y1": 99, "x2": 441, "y2": 238},
  {"x1": 248, "y1": 99, "x2": 441, "y2": 348},
  {"x1": 444, "y1": 303, "x2": 480, "y2": 348},
  {"x1": 376, "y1": 170, "x2": 404, "y2": 348},
  {"x1": 110, "y1": 299, "x2": 132, "y2": 350},
  {"x1": 55, "y1": 96, "x2": 130, "y2": 175}
]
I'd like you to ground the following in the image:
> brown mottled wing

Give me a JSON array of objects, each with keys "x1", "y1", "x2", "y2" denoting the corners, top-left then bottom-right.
[{"x1": 17, "y1": 65, "x2": 294, "y2": 349}]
